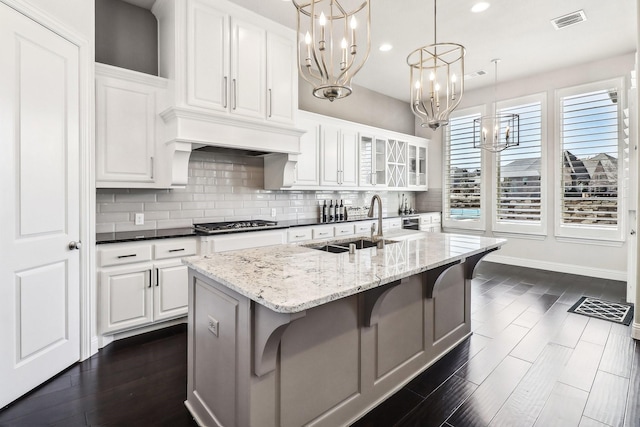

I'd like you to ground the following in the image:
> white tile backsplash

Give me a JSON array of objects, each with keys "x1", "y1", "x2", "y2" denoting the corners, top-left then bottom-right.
[{"x1": 96, "y1": 150, "x2": 418, "y2": 231}]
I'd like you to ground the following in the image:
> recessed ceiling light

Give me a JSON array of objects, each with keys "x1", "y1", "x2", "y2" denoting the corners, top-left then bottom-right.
[
  {"x1": 379, "y1": 43, "x2": 393, "y2": 52},
  {"x1": 471, "y1": 2, "x2": 490, "y2": 13}
]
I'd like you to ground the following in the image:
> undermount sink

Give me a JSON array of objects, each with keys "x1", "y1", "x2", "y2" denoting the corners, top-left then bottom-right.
[{"x1": 310, "y1": 238, "x2": 398, "y2": 254}]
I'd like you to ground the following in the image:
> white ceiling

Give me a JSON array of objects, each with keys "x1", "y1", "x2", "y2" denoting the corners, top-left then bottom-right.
[{"x1": 124, "y1": 0, "x2": 637, "y2": 102}]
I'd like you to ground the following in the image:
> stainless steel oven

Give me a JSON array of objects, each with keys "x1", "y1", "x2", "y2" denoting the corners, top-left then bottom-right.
[{"x1": 401, "y1": 216, "x2": 420, "y2": 230}]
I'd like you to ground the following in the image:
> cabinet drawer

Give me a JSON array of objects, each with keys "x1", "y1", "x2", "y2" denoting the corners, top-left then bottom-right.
[
  {"x1": 154, "y1": 238, "x2": 197, "y2": 260},
  {"x1": 312, "y1": 226, "x2": 334, "y2": 240},
  {"x1": 383, "y1": 218, "x2": 402, "y2": 230},
  {"x1": 334, "y1": 224, "x2": 355, "y2": 237},
  {"x1": 288, "y1": 228, "x2": 313, "y2": 242},
  {"x1": 354, "y1": 221, "x2": 375, "y2": 234},
  {"x1": 99, "y1": 244, "x2": 152, "y2": 267}
]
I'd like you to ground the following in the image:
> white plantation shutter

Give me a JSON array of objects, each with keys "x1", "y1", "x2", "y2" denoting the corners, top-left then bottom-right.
[
  {"x1": 445, "y1": 111, "x2": 482, "y2": 224},
  {"x1": 496, "y1": 102, "x2": 543, "y2": 225},
  {"x1": 560, "y1": 87, "x2": 620, "y2": 230}
]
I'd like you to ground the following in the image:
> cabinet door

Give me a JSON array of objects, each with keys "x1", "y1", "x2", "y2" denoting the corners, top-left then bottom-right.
[
  {"x1": 375, "y1": 137, "x2": 388, "y2": 186},
  {"x1": 100, "y1": 264, "x2": 153, "y2": 334},
  {"x1": 266, "y1": 32, "x2": 295, "y2": 125},
  {"x1": 230, "y1": 17, "x2": 266, "y2": 119},
  {"x1": 294, "y1": 119, "x2": 320, "y2": 186},
  {"x1": 386, "y1": 139, "x2": 407, "y2": 188},
  {"x1": 154, "y1": 261, "x2": 188, "y2": 322},
  {"x1": 187, "y1": 0, "x2": 229, "y2": 112},
  {"x1": 341, "y1": 129, "x2": 359, "y2": 186},
  {"x1": 408, "y1": 143, "x2": 417, "y2": 186},
  {"x1": 96, "y1": 76, "x2": 156, "y2": 184},
  {"x1": 320, "y1": 124, "x2": 341, "y2": 186},
  {"x1": 359, "y1": 135, "x2": 375, "y2": 187}
]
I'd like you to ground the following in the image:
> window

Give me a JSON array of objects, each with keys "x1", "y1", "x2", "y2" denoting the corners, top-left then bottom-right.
[
  {"x1": 493, "y1": 95, "x2": 546, "y2": 234},
  {"x1": 556, "y1": 79, "x2": 623, "y2": 241},
  {"x1": 444, "y1": 108, "x2": 483, "y2": 229}
]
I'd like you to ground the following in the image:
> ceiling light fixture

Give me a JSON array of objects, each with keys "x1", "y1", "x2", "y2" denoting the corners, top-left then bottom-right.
[
  {"x1": 471, "y1": 2, "x2": 490, "y2": 13},
  {"x1": 293, "y1": 0, "x2": 371, "y2": 102},
  {"x1": 407, "y1": 0, "x2": 465, "y2": 130},
  {"x1": 473, "y1": 59, "x2": 519, "y2": 152}
]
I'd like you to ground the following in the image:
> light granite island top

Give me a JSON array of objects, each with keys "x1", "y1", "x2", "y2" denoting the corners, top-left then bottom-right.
[{"x1": 182, "y1": 230, "x2": 506, "y2": 313}]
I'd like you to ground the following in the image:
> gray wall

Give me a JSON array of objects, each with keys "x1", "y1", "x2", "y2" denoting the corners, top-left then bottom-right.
[
  {"x1": 299, "y1": 80, "x2": 415, "y2": 135},
  {"x1": 95, "y1": 0, "x2": 158, "y2": 75}
]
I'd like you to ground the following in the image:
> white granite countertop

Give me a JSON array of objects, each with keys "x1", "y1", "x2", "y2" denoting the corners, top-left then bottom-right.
[{"x1": 183, "y1": 230, "x2": 506, "y2": 313}]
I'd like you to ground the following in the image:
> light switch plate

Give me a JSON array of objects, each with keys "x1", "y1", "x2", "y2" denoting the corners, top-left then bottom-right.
[{"x1": 207, "y1": 315, "x2": 219, "y2": 337}]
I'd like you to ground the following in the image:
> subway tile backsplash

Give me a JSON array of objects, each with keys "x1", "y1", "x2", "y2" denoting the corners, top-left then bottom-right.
[{"x1": 96, "y1": 151, "x2": 420, "y2": 233}]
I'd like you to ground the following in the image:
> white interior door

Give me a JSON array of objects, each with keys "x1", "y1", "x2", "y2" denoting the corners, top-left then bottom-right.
[{"x1": 0, "y1": 3, "x2": 81, "y2": 407}]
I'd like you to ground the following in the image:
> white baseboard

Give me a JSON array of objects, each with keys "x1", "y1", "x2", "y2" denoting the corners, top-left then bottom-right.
[
  {"x1": 485, "y1": 253, "x2": 627, "y2": 282},
  {"x1": 632, "y1": 322, "x2": 640, "y2": 340}
]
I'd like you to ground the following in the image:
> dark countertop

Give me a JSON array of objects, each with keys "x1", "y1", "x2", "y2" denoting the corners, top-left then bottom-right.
[{"x1": 96, "y1": 213, "x2": 438, "y2": 244}]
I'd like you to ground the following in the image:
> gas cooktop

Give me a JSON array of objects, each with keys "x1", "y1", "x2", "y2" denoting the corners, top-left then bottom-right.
[{"x1": 193, "y1": 220, "x2": 278, "y2": 234}]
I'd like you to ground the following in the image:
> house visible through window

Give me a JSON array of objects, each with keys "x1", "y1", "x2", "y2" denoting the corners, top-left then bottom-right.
[
  {"x1": 444, "y1": 111, "x2": 482, "y2": 223},
  {"x1": 559, "y1": 86, "x2": 620, "y2": 231},
  {"x1": 496, "y1": 101, "x2": 543, "y2": 227}
]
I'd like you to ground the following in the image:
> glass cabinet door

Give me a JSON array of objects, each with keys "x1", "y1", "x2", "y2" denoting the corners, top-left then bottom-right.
[
  {"x1": 408, "y1": 144, "x2": 417, "y2": 186},
  {"x1": 375, "y1": 137, "x2": 387, "y2": 185},
  {"x1": 359, "y1": 135, "x2": 374, "y2": 186},
  {"x1": 418, "y1": 146, "x2": 427, "y2": 186}
]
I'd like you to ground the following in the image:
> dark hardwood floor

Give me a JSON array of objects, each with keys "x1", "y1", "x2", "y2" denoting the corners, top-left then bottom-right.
[{"x1": 0, "y1": 262, "x2": 637, "y2": 427}]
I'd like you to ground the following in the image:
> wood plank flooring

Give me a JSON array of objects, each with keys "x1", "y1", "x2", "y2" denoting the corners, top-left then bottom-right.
[{"x1": 0, "y1": 262, "x2": 637, "y2": 427}]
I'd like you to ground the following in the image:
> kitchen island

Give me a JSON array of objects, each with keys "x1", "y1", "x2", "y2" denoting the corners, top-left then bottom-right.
[{"x1": 183, "y1": 231, "x2": 505, "y2": 427}]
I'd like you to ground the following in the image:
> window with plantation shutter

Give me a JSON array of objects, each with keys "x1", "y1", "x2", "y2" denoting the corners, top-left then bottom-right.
[
  {"x1": 556, "y1": 79, "x2": 622, "y2": 241},
  {"x1": 444, "y1": 109, "x2": 483, "y2": 229},
  {"x1": 494, "y1": 97, "x2": 545, "y2": 234}
]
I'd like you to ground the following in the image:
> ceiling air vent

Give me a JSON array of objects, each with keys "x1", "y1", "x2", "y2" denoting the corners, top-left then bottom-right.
[
  {"x1": 465, "y1": 70, "x2": 487, "y2": 80},
  {"x1": 551, "y1": 10, "x2": 587, "y2": 30}
]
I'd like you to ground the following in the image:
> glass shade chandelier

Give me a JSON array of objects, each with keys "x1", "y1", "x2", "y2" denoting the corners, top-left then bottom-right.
[
  {"x1": 292, "y1": 0, "x2": 371, "y2": 101},
  {"x1": 473, "y1": 59, "x2": 520, "y2": 152},
  {"x1": 407, "y1": 0, "x2": 465, "y2": 130}
]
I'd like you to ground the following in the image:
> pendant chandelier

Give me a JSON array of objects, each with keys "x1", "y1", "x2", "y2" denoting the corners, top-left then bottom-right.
[
  {"x1": 407, "y1": 0, "x2": 465, "y2": 130},
  {"x1": 292, "y1": 0, "x2": 371, "y2": 102},
  {"x1": 473, "y1": 59, "x2": 520, "y2": 152}
]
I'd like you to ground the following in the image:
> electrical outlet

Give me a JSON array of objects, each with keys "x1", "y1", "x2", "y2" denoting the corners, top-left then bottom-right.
[
  {"x1": 271, "y1": 208, "x2": 277, "y2": 218},
  {"x1": 207, "y1": 315, "x2": 219, "y2": 337},
  {"x1": 134, "y1": 213, "x2": 144, "y2": 225}
]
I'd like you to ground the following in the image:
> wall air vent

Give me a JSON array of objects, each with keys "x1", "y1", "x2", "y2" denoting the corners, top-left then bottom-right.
[
  {"x1": 465, "y1": 70, "x2": 487, "y2": 80},
  {"x1": 551, "y1": 10, "x2": 587, "y2": 30}
]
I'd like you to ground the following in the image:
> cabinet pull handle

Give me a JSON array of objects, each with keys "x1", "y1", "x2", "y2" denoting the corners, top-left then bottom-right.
[
  {"x1": 150, "y1": 157, "x2": 154, "y2": 179},
  {"x1": 294, "y1": 234, "x2": 305, "y2": 238},
  {"x1": 223, "y1": 76, "x2": 228, "y2": 108},
  {"x1": 117, "y1": 254, "x2": 137, "y2": 259},
  {"x1": 155, "y1": 268, "x2": 159, "y2": 287},
  {"x1": 168, "y1": 248, "x2": 185, "y2": 252},
  {"x1": 232, "y1": 79, "x2": 237, "y2": 110},
  {"x1": 148, "y1": 269, "x2": 152, "y2": 288},
  {"x1": 268, "y1": 88, "x2": 272, "y2": 118}
]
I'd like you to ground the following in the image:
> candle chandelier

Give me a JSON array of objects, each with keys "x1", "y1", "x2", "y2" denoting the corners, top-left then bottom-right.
[
  {"x1": 473, "y1": 59, "x2": 520, "y2": 152},
  {"x1": 407, "y1": 0, "x2": 465, "y2": 130},
  {"x1": 292, "y1": 0, "x2": 371, "y2": 102}
]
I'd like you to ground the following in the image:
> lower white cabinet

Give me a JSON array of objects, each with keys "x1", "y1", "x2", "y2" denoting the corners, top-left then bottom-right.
[{"x1": 98, "y1": 238, "x2": 196, "y2": 334}]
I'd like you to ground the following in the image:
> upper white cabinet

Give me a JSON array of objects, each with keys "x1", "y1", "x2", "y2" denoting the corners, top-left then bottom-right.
[
  {"x1": 152, "y1": 0, "x2": 302, "y2": 154},
  {"x1": 387, "y1": 139, "x2": 407, "y2": 188},
  {"x1": 95, "y1": 64, "x2": 190, "y2": 189},
  {"x1": 408, "y1": 141, "x2": 428, "y2": 188},
  {"x1": 293, "y1": 117, "x2": 320, "y2": 187},
  {"x1": 359, "y1": 134, "x2": 387, "y2": 187},
  {"x1": 320, "y1": 124, "x2": 358, "y2": 187}
]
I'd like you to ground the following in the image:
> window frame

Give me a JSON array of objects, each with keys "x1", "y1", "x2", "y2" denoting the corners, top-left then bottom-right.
[
  {"x1": 554, "y1": 77, "x2": 625, "y2": 242},
  {"x1": 491, "y1": 93, "x2": 548, "y2": 236},
  {"x1": 442, "y1": 105, "x2": 487, "y2": 232}
]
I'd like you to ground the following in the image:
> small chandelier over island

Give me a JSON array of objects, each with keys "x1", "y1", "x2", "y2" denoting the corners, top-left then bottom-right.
[
  {"x1": 473, "y1": 59, "x2": 520, "y2": 152},
  {"x1": 407, "y1": 0, "x2": 465, "y2": 130},
  {"x1": 292, "y1": 0, "x2": 371, "y2": 101}
]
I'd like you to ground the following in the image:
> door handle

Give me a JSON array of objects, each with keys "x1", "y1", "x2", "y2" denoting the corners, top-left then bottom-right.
[
  {"x1": 68, "y1": 241, "x2": 82, "y2": 250},
  {"x1": 223, "y1": 76, "x2": 228, "y2": 108}
]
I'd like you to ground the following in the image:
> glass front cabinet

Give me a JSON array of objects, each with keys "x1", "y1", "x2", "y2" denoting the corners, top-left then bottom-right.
[
  {"x1": 407, "y1": 141, "x2": 428, "y2": 188},
  {"x1": 359, "y1": 134, "x2": 387, "y2": 187}
]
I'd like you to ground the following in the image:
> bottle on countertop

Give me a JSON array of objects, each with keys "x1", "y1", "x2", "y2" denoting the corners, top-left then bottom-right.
[
  {"x1": 333, "y1": 200, "x2": 339, "y2": 222},
  {"x1": 321, "y1": 200, "x2": 327, "y2": 223},
  {"x1": 339, "y1": 199, "x2": 345, "y2": 221},
  {"x1": 329, "y1": 200, "x2": 334, "y2": 222}
]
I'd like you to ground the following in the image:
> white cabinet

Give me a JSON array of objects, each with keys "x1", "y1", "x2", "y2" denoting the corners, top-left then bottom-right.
[
  {"x1": 359, "y1": 134, "x2": 387, "y2": 187},
  {"x1": 387, "y1": 138, "x2": 407, "y2": 188},
  {"x1": 419, "y1": 212, "x2": 441, "y2": 232},
  {"x1": 320, "y1": 124, "x2": 358, "y2": 187},
  {"x1": 293, "y1": 118, "x2": 320, "y2": 187},
  {"x1": 98, "y1": 238, "x2": 196, "y2": 334},
  {"x1": 95, "y1": 64, "x2": 168, "y2": 187},
  {"x1": 408, "y1": 141, "x2": 428, "y2": 189},
  {"x1": 158, "y1": 0, "x2": 296, "y2": 125}
]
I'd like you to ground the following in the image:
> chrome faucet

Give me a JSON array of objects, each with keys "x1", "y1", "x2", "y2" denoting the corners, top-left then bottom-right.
[{"x1": 368, "y1": 194, "x2": 384, "y2": 246}]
